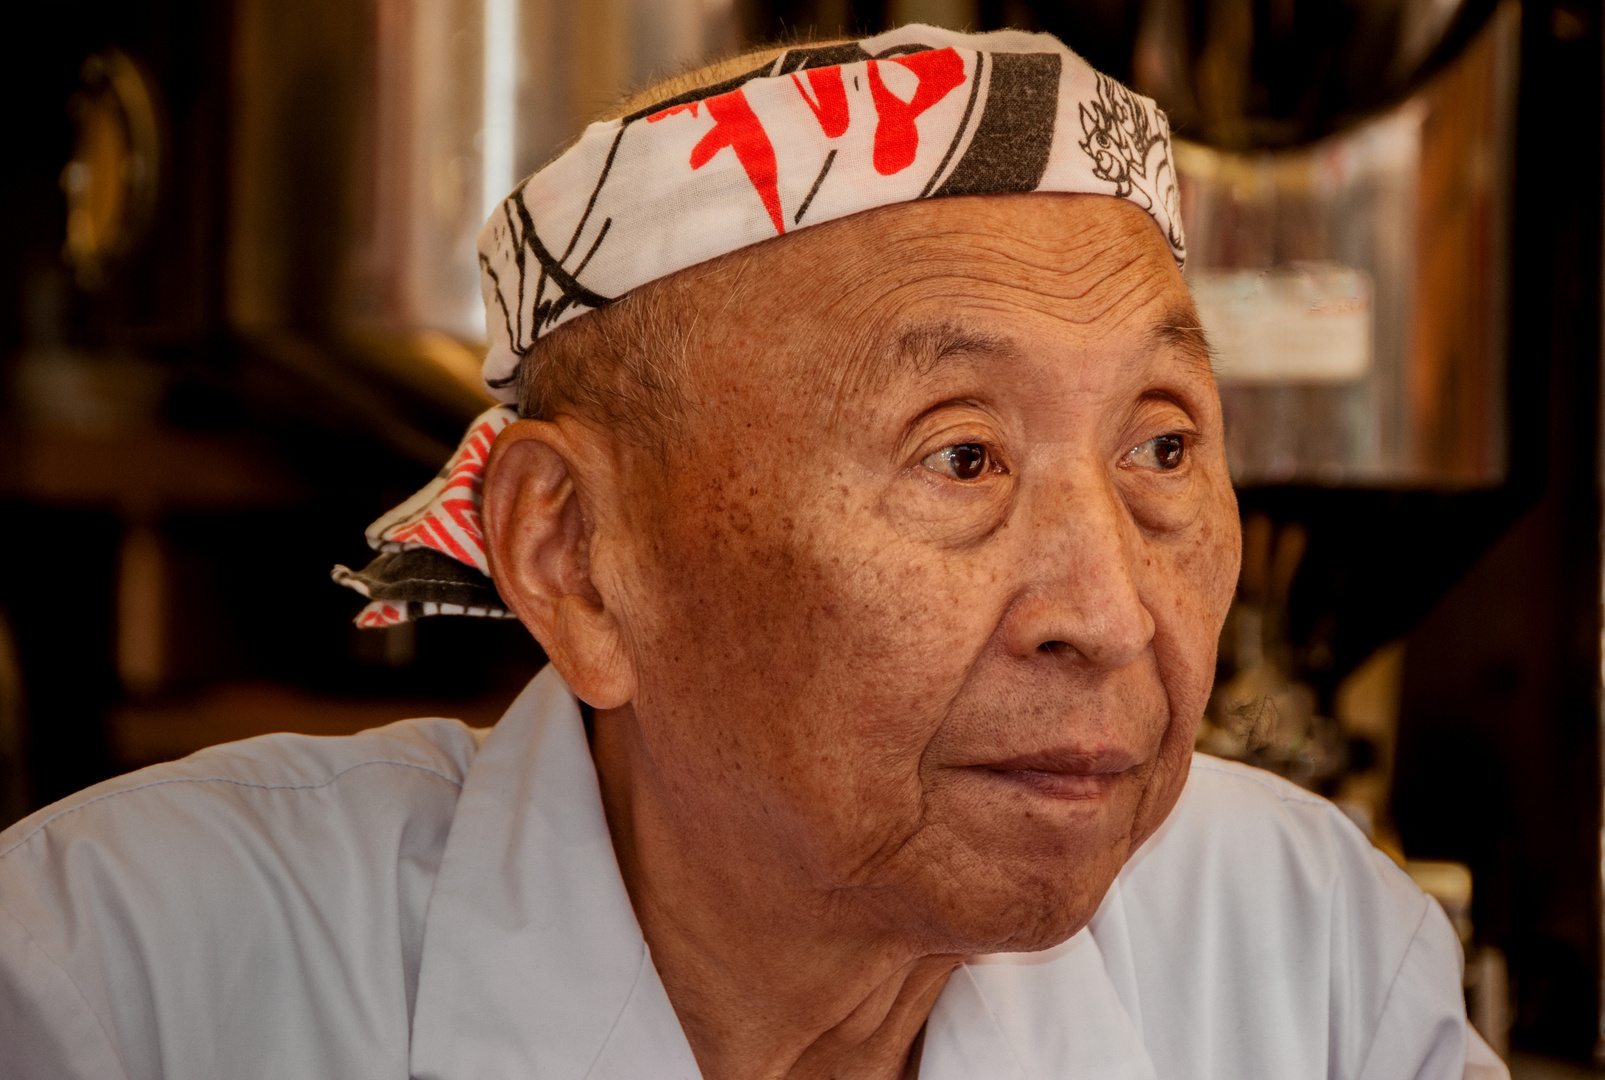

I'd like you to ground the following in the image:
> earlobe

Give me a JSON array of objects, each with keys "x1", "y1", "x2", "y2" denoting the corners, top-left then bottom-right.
[{"x1": 481, "y1": 420, "x2": 638, "y2": 708}]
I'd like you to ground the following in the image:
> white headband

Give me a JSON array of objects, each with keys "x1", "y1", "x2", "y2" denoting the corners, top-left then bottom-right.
[
  {"x1": 334, "y1": 25, "x2": 1185, "y2": 627},
  {"x1": 476, "y1": 23, "x2": 1185, "y2": 402}
]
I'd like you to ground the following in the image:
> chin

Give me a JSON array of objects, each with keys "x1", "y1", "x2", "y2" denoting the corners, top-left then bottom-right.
[
  {"x1": 838, "y1": 762, "x2": 1179, "y2": 956},
  {"x1": 877, "y1": 824, "x2": 1136, "y2": 957},
  {"x1": 918, "y1": 864, "x2": 1118, "y2": 956}
]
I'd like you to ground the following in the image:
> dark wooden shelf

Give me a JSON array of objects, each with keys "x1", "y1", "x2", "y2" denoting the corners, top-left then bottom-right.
[{"x1": 108, "y1": 680, "x2": 513, "y2": 770}]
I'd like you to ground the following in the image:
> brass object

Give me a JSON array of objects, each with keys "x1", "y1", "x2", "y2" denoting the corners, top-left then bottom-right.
[{"x1": 61, "y1": 49, "x2": 162, "y2": 289}]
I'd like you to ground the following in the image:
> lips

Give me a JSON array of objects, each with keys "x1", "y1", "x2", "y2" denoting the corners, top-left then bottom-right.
[{"x1": 976, "y1": 747, "x2": 1140, "y2": 800}]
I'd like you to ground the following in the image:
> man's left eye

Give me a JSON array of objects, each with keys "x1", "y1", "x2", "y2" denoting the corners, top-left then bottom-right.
[
  {"x1": 1126, "y1": 434, "x2": 1186, "y2": 471},
  {"x1": 922, "y1": 443, "x2": 993, "y2": 481}
]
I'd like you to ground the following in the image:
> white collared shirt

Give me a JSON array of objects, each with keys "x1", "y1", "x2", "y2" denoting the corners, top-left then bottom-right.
[{"x1": 0, "y1": 667, "x2": 1507, "y2": 1079}]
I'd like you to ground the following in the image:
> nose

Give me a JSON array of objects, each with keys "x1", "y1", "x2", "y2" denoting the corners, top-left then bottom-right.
[{"x1": 1000, "y1": 472, "x2": 1156, "y2": 670}]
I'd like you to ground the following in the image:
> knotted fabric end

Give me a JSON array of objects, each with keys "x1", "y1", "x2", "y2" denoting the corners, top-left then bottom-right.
[{"x1": 333, "y1": 405, "x2": 519, "y2": 626}]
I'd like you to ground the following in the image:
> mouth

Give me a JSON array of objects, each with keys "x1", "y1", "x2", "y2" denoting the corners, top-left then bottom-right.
[{"x1": 974, "y1": 748, "x2": 1140, "y2": 801}]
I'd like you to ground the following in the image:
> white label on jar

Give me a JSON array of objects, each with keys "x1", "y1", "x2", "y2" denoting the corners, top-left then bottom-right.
[{"x1": 1189, "y1": 263, "x2": 1374, "y2": 384}]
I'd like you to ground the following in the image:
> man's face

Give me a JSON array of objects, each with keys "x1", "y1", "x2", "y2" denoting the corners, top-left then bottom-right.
[{"x1": 597, "y1": 194, "x2": 1239, "y2": 954}]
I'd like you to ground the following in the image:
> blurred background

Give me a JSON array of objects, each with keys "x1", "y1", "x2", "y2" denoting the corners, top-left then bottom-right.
[{"x1": 0, "y1": 0, "x2": 1599, "y2": 1070}]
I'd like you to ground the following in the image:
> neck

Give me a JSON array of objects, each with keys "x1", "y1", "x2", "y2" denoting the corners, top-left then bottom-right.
[{"x1": 591, "y1": 707, "x2": 961, "y2": 1080}]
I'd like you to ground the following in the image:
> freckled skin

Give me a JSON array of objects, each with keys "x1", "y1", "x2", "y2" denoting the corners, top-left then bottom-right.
[{"x1": 483, "y1": 193, "x2": 1241, "y2": 1080}]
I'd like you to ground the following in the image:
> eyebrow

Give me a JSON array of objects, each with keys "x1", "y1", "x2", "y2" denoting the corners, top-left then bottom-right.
[
  {"x1": 1149, "y1": 304, "x2": 1213, "y2": 373},
  {"x1": 819, "y1": 319, "x2": 1015, "y2": 423},
  {"x1": 888, "y1": 321, "x2": 1016, "y2": 376}
]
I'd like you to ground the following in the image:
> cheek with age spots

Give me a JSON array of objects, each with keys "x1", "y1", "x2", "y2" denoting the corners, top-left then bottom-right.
[
  {"x1": 1146, "y1": 480, "x2": 1239, "y2": 727},
  {"x1": 631, "y1": 444, "x2": 990, "y2": 774}
]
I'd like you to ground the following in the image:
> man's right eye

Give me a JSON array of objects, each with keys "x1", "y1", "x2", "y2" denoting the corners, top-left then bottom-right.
[{"x1": 923, "y1": 443, "x2": 992, "y2": 481}]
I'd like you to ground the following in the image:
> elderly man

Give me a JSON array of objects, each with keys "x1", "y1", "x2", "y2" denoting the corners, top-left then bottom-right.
[{"x1": 0, "y1": 25, "x2": 1502, "y2": 1080}]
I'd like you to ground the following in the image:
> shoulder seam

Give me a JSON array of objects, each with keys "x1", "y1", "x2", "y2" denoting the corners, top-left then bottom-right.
[
  {"x1": 1352, "y1": 892, "x2": 1434, "y2": 1077},
  {"x1": 0, "y1": 759, "x2": 465, "y2": 862}
]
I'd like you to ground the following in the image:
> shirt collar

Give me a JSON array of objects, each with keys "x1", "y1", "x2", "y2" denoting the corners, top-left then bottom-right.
[{"x1": 410, "y1": 668, "x2": 1155, "y2": 1080}]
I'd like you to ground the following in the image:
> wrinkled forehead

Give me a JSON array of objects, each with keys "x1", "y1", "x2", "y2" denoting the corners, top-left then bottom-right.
[{"x1": 670, "y1": 192, "x2": 1196, "y2": 402}]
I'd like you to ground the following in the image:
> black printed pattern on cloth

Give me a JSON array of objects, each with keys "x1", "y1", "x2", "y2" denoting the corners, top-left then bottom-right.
[
  {"x1": 1075, "y1": 73, "x2": 1185, "y2": 258},
  {"x1": 332, "y1": 548, "x2": 515, "y2": 626},
  {"x1": 934, "y1": 52, "x2": 1061, "y2": 197}
]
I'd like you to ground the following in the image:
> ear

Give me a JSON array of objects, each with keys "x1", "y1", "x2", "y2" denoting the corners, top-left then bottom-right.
[{"x1": 481, "y1": 419, "x2": 638, "y2": 709}]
